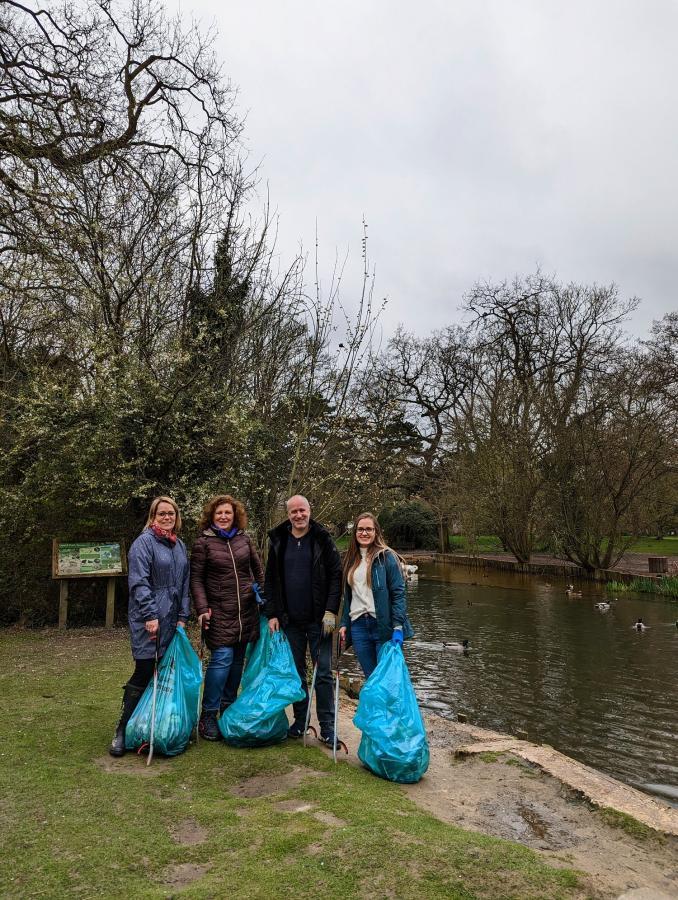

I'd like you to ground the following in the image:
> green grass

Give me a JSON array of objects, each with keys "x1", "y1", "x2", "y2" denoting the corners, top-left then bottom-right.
[
  {"x1": 334, "y1": 533, "x2": 350, "y2": 551},
  {"x1": 447, "y1": 534, "x2": 678, "y2": 558},
  {"x1": 448, "y1": 535, "x2": 505, "y2": 553},
  {"x1": 477, "y1": 751, "x2": 501, "y2": 763},
  {"x1": 0, "y1": 627, "x2": 582, "y2": 899},
  {"x1": 597, "y1": 808, "x2": 658, "y2": 842},
  {"x1": 623, "y1": 536, "x2": 678, "y2": 556},
  {"x1": 606, "y1": 576, "x2": 678, "y2": 598}
]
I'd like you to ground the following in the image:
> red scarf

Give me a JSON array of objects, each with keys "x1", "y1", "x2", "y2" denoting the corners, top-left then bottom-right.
[{"x1": 150, "y1": 524, "x2": 177, "y2": 545}]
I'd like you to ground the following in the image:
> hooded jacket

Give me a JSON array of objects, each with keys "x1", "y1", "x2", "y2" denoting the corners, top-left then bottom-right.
[
  {"x1": 340, "y1": 548, "x2": 414, "y2": 647},
  {"x1": 127, "y1": 528, "x2": 190, "y2": 660},
  {"x1": 263, "y1": 518, "x2": 342, "y2": 625},
  {"x1": 190, "y1": 529, "x2": 264, "y2": 650}
]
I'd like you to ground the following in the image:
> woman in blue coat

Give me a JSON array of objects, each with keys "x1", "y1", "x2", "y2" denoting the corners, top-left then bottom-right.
[
  {"x1": 109, "y1": 496, "x2": 190, "y2": 756},
  {"x1": 339, "y1": 512, "x2": 413, "y2": 678}
]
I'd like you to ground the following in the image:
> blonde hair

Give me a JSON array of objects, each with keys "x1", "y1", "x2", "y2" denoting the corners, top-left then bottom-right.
[
  {"x1": 342, "y1": 512, "x2": 394, "y2": 589},
  {"x1": 145, "y1": 496, "x2": 182, "y2": 533}
]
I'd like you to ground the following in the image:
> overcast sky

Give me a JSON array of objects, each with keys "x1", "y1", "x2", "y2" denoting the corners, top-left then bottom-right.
[{"x1": 175, "y1": 0, "x2": 677, "y2": 339}]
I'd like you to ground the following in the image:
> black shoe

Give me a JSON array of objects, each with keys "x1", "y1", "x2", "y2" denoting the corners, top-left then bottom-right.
[
  {"x1": 109, "y1": 683, "x2": 144, "y2": 757},
  {"x1": 320, "y1": 730, "x2": 339, "y2": 747},
  {"x1": 199, "y1": 710, "x2": 220, "y2": 741},
  {"x1": 287, "y1": 722, "x2": 305, "y2": 738}
]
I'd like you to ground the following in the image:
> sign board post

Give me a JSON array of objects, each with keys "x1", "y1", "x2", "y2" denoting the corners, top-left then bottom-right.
[{"x1": 52, "y1": 540, "x2": 127, "y2": 628}]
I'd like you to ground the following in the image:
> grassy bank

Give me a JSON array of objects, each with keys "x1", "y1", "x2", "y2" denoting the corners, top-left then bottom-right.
[
  {"x1": 446, "y1": 535, "x2": 678, "y2": 557},
  {"x1": 0, "y1": 628, "x2": 582, "y2": 899},
  {"x1": 606, "y1": 576, "x2": 678, "y2": 598}
]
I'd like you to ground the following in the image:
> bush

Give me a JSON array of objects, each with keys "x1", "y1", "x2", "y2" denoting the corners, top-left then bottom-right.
[{"x1": 378, "y1": 500, "x2": 438, "y2": 550}]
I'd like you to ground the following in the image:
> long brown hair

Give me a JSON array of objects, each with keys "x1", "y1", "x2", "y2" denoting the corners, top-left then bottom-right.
[
  {"x1": 145, "y1": 496, "x2": 182, "y2": 533},
  {"x1": 342, "y1": 512, "x2": 393, "y2": 588},
  {"x1": 198, "y1": 494, "x2": 248, "y2": 532}
]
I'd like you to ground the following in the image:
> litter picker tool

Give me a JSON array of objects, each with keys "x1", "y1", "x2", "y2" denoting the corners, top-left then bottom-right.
[
  {"x1": 302, "y1": 661, "x2": 319, "y2": 744},
  {"x1": 195, "y1": 615, "x2": 208, "y2": 744},
  {"x1": 146, "y1": 630, "x2": 160, "y2": 766},
  {"x1": 330, "y1": 628, "x2": 349, "y2": 763}
]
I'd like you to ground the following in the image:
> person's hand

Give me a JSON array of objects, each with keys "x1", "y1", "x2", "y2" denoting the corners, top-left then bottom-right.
[
  {"x1": 391, "y1": 627, "x2": 404, "y2": 646},
  {"x1": 339, "y1": 626, "x2": 347, "y2": 647},
  {"x1": 269, "y1": 617, "x2": 280, "y2": 633},
  {"x1": 198, "y1": 610, "x2": 211, "y2": 630},
  {"x1": 321, "y1": 611, "x2": 336, "y2": 637}
]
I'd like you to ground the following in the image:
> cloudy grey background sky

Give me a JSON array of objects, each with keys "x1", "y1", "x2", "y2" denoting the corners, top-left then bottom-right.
[{"x1": 175, "y1": 0, "x2": 677, "y2": 339}]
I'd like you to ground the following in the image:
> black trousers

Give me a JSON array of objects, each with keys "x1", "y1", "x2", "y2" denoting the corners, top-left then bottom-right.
[{"x1": 128, "y1": 657, "x2": 157, "y2": 690}]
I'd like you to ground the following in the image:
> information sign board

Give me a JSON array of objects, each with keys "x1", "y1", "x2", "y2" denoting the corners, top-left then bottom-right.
[{"x1": 52, "y1": 540, "x2": 127, "y2": 578}]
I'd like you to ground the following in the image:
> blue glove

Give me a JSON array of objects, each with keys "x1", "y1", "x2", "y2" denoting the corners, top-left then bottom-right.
[
  {"x1": 391, "y1": 628, "x2": 404, "y2": 646},
  {"x1": 252, "y1": 582, "x2": 266, "y2": 606}
]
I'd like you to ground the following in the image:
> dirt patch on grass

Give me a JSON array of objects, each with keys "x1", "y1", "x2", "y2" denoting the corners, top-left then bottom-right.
[
  {"x1": 275, "y1": 800, "x2": 314, "y2": 813},
  {"x1": 169, "y1": 818, "x2": 208, "y2": 845},
  {"x1": 95, "y1": 754, "x2": 171, "y2": 776},
  {"x1": 313, "y1": 810, "x2": 347, "y2": 827},
  {"x1": 162, "y1": 862, "x2": 211, "y2": 888},
  {"x1": 272, "y1": 801, "x2": 348, "y2": 828},
  {"x1": 230, "y1": 765, "x2": 325, "y2": 799}
]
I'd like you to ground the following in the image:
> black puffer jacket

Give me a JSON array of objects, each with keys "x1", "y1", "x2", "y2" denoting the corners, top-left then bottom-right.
[
  {"x1": 263, "y1": 519, "x2": 342, "y2": 625},
  {"x1": 191, "y1": 529, "x2": 265, "y2": 650}
]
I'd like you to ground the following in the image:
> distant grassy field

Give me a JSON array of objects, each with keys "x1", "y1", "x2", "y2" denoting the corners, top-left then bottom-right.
[
  {"x1": 447, "y1": 535, "x2": 505, "y2": 553},
  {"x1": 0, "y1": 628, "x2": 582, "y2": 899},
  {"x1": 446, "y1": 535, "x2": 678, "y2": 557}
]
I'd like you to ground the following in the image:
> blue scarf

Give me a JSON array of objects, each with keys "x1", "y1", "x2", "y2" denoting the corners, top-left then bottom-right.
[{"x1": 212, "y1": 524, "x2": 238, "y2": 540}]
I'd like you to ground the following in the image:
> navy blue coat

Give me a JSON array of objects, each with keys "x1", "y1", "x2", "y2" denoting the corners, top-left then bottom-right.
[
  {"x1": 127, "y1": 529, "x2": 190, "y2": 659},
  {"x1": 340, "y1": 549, "x2": 414, "y2": 648}
]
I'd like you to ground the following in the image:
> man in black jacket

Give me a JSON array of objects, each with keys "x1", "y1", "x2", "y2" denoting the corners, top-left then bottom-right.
[{"x1": 264, "y1": 495, "x2": 342, "y2": 743}]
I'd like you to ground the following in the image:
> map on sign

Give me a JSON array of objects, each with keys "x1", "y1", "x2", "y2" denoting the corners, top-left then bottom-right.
[{"x1": 53, "y1": 541, "x2": 125, "y2": 577}]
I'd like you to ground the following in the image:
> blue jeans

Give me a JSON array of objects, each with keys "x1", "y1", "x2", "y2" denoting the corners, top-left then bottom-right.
[
  {"x1": 351, "y1": 614, "x2": 383, "y2": 679},
  {"x1": 202, "y1": 643, "x2": 247, "y2": 712},
  {"x1": 284, "y1": 621, "x2": 334, "y2": 733}
]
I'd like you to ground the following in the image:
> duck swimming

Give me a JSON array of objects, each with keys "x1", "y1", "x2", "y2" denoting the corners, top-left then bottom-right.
[
  {"x1": 633, "y1": 618, "x2": 648, "y2": 632},
  {"x1": 595, "y1": 601, "x2": 611, "y2": 612},
  {"x1": 443, "y1": 639, "x2": 469, "y2": 651},
  {"x1": 566, "y1": 584, "x2": 582, "y2": 597}
]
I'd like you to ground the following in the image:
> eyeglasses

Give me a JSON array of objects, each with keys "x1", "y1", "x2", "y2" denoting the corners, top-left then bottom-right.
[
  {"x1": 356, "y1": 527, "x2": 375, "y2": 534},
  {"x1": 156, "y1": 511, "x2": 176, "y2": 518}
]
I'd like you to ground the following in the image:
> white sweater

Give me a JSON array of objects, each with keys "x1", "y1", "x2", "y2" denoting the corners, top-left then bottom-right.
[{"x1": 349, "y1": 548, "x2": 376, "y2": 621}]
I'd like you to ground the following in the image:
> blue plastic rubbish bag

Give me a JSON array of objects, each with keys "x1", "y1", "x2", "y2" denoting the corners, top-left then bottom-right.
[
  {"x1": 239, "y1": 615, "x2": 271, "y2": 692},
  {"x1": 353, "y1": 642, "x2": 429, "y2": 783},
  {"x1": 125, "y1": 627, "x2": 202, "y2": 756},
  {"x1": 219, "y1": 631, "x2": 304, "y2": 747}
]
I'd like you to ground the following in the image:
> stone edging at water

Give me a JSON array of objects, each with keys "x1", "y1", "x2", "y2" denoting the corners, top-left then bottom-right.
[
  {"x1": 337, "y1": 681, "x2": 678, "y2": 837},
  {"x1": 451, "y1": 721, "x2": 678, "y2": 837},
  {"x1": 400, "y1": 550, "x2": 678, "y2": 584}
]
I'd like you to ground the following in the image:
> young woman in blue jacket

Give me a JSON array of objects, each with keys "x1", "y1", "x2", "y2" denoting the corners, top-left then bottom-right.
[{"x1": 339, "y1": 512, "x2": 413, "y2": 678}]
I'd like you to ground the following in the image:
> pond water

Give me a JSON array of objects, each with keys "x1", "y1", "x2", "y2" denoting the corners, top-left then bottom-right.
[{"x1": 341, "y1": 560, "x2": 678, "y2": 799}]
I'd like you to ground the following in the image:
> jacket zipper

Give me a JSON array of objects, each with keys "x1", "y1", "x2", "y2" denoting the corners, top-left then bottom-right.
[{"x1": 227, "y1": 540, "x2": 243, "y2": 643}]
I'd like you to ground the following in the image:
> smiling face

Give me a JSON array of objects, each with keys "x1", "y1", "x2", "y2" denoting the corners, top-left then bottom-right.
[
  {"x1": 287, "y1": 495, "x2": 311, "y2": 537},
  {"x1": 213, "y1": 503, "x2": 235, "y2": 531},
  {"x1": 355, "y1": 516, "x2": 376, "y2": 548},
  {"x1": 153, "y1": 501, "x2": 177, "y2": 531}
]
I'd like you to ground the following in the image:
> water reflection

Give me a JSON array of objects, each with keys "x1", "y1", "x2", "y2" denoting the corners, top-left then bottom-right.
[{"x1": 340, "y1": 561, "x2": 678, "y2": 793}]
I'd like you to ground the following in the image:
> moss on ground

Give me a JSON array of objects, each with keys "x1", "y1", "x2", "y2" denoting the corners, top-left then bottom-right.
[
  {"x1": 0, "y1": 627, "x2": 583, "y2": 899},
  {"x1": 597, "y1": 807, "x2": 661, "y2": 842}
]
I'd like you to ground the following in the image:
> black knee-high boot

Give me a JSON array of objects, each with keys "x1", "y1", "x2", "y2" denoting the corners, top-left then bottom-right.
[{"x1": 109, "y1": 683, "x2": 144, "y2": 757}]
